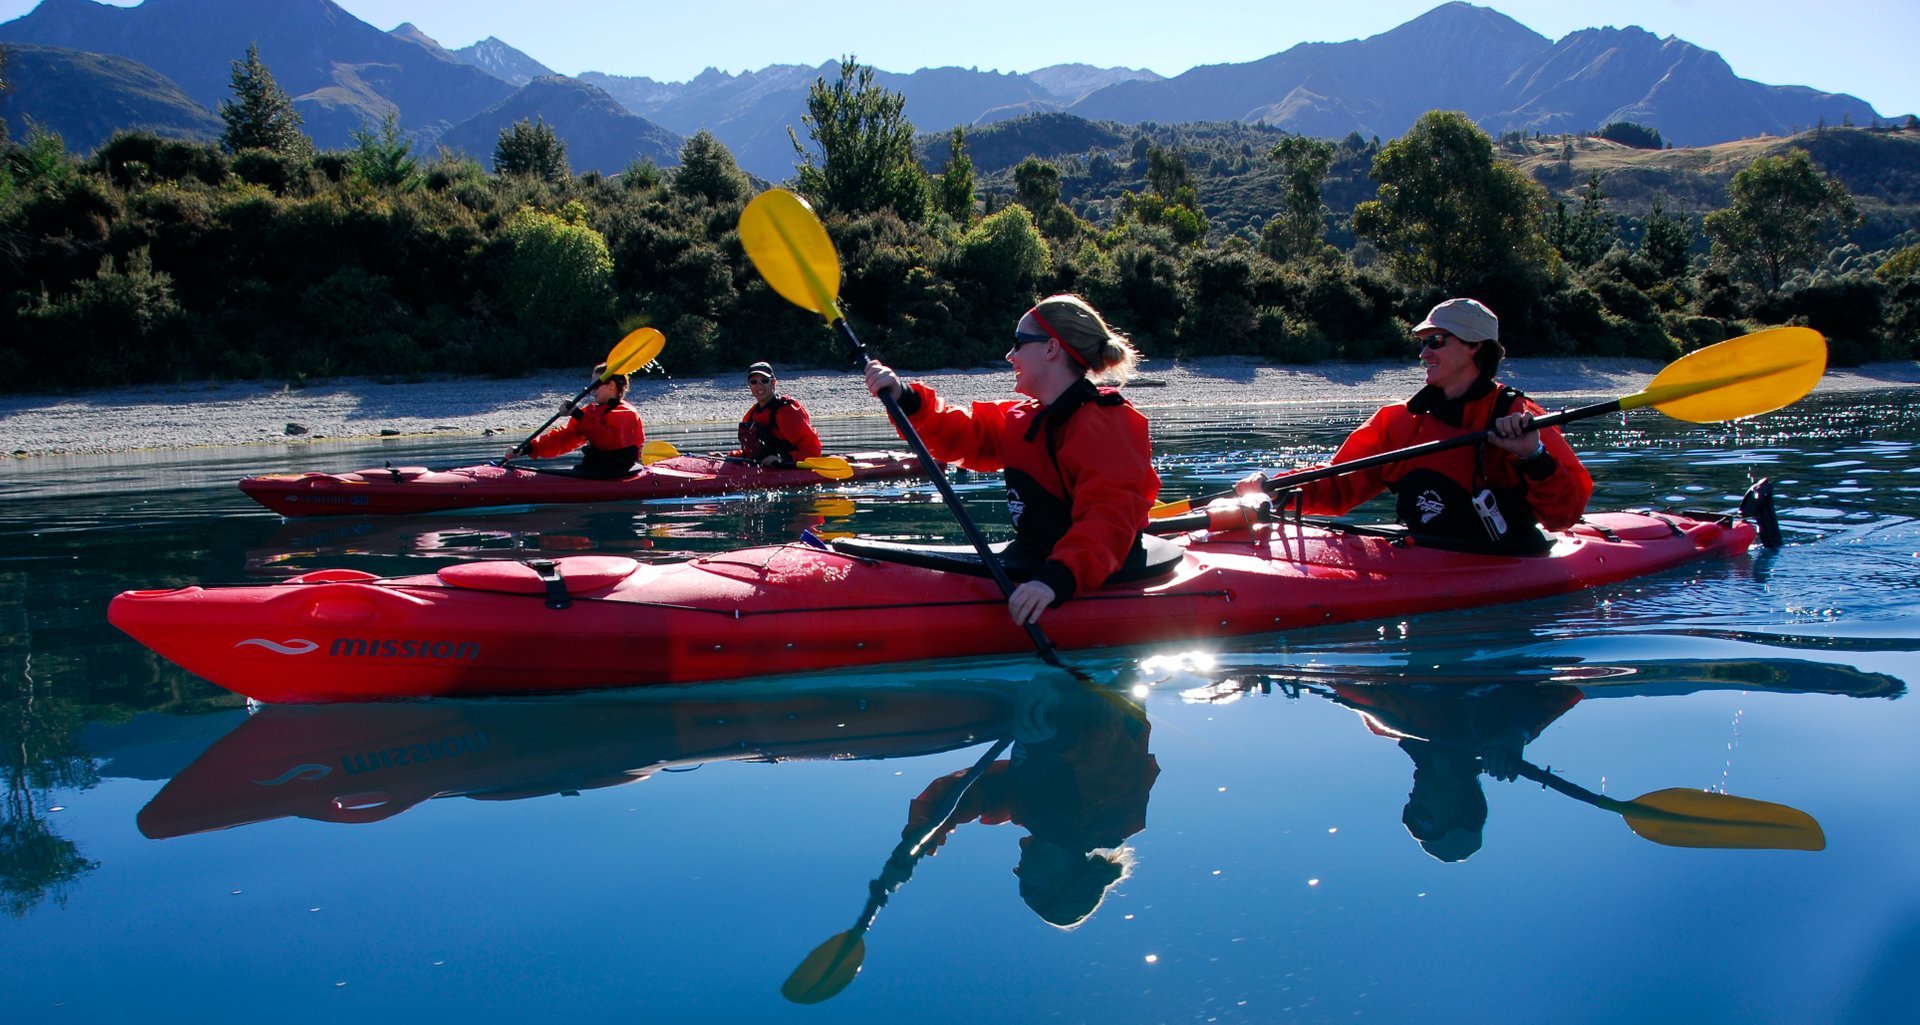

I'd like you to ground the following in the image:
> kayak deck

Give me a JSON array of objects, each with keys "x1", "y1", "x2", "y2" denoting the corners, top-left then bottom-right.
[
  {"x1": 110, "y1": 510, "x2": 1756, "y2": 703},
  {"x1": 239, "y1": 451, "x2": 922, "y2": 516}
]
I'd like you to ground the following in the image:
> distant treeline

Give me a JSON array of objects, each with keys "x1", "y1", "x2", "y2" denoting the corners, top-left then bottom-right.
[{"x1": 1, "y1": 54, "x2": 1916, "y2": 394}]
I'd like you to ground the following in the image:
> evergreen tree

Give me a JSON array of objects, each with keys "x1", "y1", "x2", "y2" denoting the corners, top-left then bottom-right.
[
  {"x1": 347, "y1": 110, "x2": 421, "y2": 191},
  {"x1": 1640, "y1": 198, "x2": 1692, "y2": 283},
  {"x1": 218, "y1": 45, "x2": 310, "y2": 157},
  {"x1": 1262, "y1": 136, "x2": 1334, "y2": 262},
  {"x1": 790, "y1": 58, "x2": 927, "y2": 221},
  {"x1": 493, "y1": 118, "x2": 570, "y2": 183},
  {"x1": 934, "y1": 127, "x2": 975, "y2": 223},
  {"x1": 671, "y1": 130, "x2": 749, "y2": 205},
  {"x1": 1548, "y1": 173, "x2": 1612, "y2": 267}
]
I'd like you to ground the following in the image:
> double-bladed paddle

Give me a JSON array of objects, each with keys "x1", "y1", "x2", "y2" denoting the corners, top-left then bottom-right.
[
  {"x1": 1150, "y1": 326, "x2": 1827, "y2": 518},
  {"x1": 637, "y1": 438, "x2": 854, "y2": 479},
  {"x1": 781, "y1": 737, "x2": 1013, "y2": 1004},
  {"x1": 503, "y1": 326, "x2": 665, "y2": 464},
  {"x1": 738, "y1": 188, "x2": 1065, "y2": 667}
]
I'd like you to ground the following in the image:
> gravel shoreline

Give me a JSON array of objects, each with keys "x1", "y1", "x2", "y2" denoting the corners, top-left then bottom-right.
[{"x1": 4, "y1": 355, "x2": 1917, "y2": 458}]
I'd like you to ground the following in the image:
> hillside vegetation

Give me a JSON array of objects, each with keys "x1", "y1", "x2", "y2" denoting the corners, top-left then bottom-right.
[{"x1": 1, "y1": 56, "x2": 1915, "y2": 395}]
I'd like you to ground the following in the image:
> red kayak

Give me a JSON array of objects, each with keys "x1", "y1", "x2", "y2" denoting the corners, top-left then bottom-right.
[
  {"x1": 238, "y1": 450, "x2": 922, "y2": 516},
  {"x1": 137, "y1": 676, "x2": 1027, "y2": 838},
  {"x1": 110, "y1": 507, "x2": 1760, "y2": 703}
]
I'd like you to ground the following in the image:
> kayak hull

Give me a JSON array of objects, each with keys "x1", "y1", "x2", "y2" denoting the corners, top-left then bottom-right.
[
  {"x1": 110, "y1": 511, "x2": 1755, "y2": 703},
  {"x1": 238, "y1": 451, "x2": 922, "y2": 516}
]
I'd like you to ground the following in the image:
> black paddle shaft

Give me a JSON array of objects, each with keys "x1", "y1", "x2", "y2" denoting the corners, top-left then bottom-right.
[
  {"x1": 1257, "y1": 396, "x2": 1624, "y2": 497},
  {"x1": 830, "y1": 317, "x2": 1063, "y2": 666}
]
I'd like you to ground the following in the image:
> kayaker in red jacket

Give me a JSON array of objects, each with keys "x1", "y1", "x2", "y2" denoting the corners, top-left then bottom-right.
[
  {"x1": 731, "y1": 361, "x2": 823, "y2": 467},
  {"x1": 502, "y1": 364, "x2": 645, "y2": 478},
  {"x1": 1241, "y1": 298, "x2": 1592, "y2": 552},
  {"x1": 1322, "y1": 681, "x2": 1584, "y2": 862},
  {"x1": 865, "y1": 294, "x2": 1160, "y2": 625},
  {"x1": 902, "y1": 678, "x2": 1159, "y2": 928}
]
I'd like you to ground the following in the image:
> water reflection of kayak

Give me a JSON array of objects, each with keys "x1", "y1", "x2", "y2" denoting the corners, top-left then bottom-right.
[
  {"x1": 238, "y1": 450, "x2": 920, "y2": 517},
  {"x1": 112, "y1": 507, "x2": 1761, "y2": 702},
  {"x1": 137, "y1": 675, "x2": 1032, "y2": 839}
]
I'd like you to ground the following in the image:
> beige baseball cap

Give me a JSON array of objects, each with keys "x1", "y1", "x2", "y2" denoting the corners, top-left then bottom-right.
[{"x1": 1414, "y1": 298, "x2": 1499, "y2": 343}]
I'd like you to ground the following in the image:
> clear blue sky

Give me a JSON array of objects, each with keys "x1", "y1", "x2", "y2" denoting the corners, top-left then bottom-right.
[{"x1": 6, "y1": 1, "x2": 1917, "y2": 118}]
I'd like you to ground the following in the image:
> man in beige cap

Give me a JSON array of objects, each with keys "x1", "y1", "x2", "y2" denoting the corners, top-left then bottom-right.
[{"x1": 1240, "y1": 297, "x2": 1591, "y2": 551}]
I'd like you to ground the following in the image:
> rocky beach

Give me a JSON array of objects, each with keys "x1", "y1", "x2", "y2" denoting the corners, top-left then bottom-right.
[{"x1": 4, "y1": 356, "x2": 1918, "y2": 457}]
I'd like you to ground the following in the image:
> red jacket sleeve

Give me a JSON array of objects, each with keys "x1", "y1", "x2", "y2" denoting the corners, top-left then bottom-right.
[
  {"x1": 902, "y1": 382, "x2": 1012, "y2": 472},
  {"x1": 1505, "y1": 397, "x2": 1591, "y2": 530},
  {"x1": 778, "y1": 399, "x2": 823, "y2": 459},
  {"x1": 1296, "y1": 405, "x2": 1404, "y2": 515},
  {"x1": 527, "y1": 403, "x2": 643, "y2": 459}
]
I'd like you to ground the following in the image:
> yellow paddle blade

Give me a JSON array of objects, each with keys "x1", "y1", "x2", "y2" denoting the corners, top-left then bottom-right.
[
  {"x1": 781, "y1": 931, "x2": 865, "y2": 1005},
  {"x1": 1149, "y1": 498, "x2": 1193, "y2": 520},
  {"x1": 605, "y1": 326, "x2": 666, "y2": 377},
  {"x1": 1619, "y1": 788, "x2": 1827, "y2": 851},
  {"x1": 797, "y1": 456, "x2": 854, "y2": 480},
  {"x1": 812, "y1": 497, "x2": 857, "y2": 518},
  {"x1": 639, "y1": 440, "x2": 680, "y2": 465},
  {"x1": 1625, "y1": 326, "x2": 1826, "y2": 422},
  {"x1": 739, "y1": 189, "x2": 843, "y2": 319}
]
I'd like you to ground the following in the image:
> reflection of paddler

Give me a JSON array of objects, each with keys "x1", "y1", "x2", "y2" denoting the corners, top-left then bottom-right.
[
  {"x1": 904, "y1": 678, "x2": 1159, "y2": 927},
  {"x1": 1329, "y1": 682, "x2": 1582, "y2": 862}
]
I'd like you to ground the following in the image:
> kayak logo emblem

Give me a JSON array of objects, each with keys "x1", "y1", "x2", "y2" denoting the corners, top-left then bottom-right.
[
  {"x1": 236, "y1": 637, "x2": 320, "y2": 655},
  {"x1": 328, "y1": 637, "x2": 481, "y2": 660},
  {"x1": 1414, "y1": 489, "x2": 1446, "y2": 525}
]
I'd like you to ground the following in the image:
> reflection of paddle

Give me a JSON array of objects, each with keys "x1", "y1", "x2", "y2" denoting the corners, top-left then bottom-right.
[
  {"x1": 505, "y1": 327, "x2": 666, "y2": 463},
  {"x1": 782, "y1": 738, "x2": 1012, "y2": 1004},
  {"x1": 1151, "y1": 326, "x2": 1827, "y2": 518},
  {"x1": 637, "y1": 439, "x2": 854, "y2": 479},
  {"x1": 1511, "y1": 759, "x2": 1825, "y2": 850},
  {"x1": 739, "y1": 188, "x2": 1064, "y2": 667}
]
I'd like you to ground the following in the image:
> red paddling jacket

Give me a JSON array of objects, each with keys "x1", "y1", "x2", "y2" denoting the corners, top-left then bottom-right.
[
  {"x1": 1298, "y1": 379, "x2": 1591, "y2": 549},
  {"x1": 733, "y1": 395, "x2": 824, "y2": 464},
  {"x1": 900, "y1": 378, "x2": 1159, "y2": 601},
  {"x1": 527, "y1": 400, "x2": 644, "y2": 477}
]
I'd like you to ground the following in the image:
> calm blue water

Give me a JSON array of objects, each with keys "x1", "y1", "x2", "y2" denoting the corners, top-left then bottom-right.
[{"x1": 2, "y1": 391, "x2": 1917, "y2": 1024}]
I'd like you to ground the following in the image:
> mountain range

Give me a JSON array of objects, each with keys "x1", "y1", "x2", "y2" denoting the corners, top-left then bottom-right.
[{"x1": 1, "y1": 0, "x2": 1901, "y2": 180}]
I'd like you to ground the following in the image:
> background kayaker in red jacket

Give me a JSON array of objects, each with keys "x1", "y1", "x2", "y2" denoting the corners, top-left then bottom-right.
[
  {"x1": 1241, "y1": 297, "x2": 1592, "y2": 552},
  {"x1": 502, "y1": 363, "x2": 645, "y2": 478},
  {"x1": 865, "y1": 294, "x2": 1160, "y2": 625},
  {"x1": 731, "y1": 361, "x2": 823, "y2": 467}
]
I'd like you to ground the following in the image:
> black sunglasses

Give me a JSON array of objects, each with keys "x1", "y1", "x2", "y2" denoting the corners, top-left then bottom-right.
[
  {"x1": 1012, "y1": 331, "x2": 1052, "y2": 348},
  {"x1": 1416, "y1": 332, "x2": 1475, "y2": 350}
]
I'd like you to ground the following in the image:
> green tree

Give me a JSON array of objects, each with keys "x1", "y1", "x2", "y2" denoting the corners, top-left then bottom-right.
[
  {"x1": 790, "y1": 58, "x2": 928, "y2": 221},
  {"x1": 1013, "y1": 157, "x2": 1061, "y2": 212},
  {"x1": 672, "y1": 130, "x2": 749, "y2": 205},
  {"x1": 1704, "y1": 148, "x2": 1860, "y2": 298},
  {"x1": 1547, "y1": 173, "x2": 1612, "y2": 267},
  {"x1": 1640, "y1": 197, "x2": 1692, "y2": 283},
  {"x1": 218, "y1": 45, "x2": 311, "y2": 157},
  {"x1": 1351, "y1": 110, "x2": 1550, "y2": 292},
  {"x1": 933, "y1": 126, "x2": 975, "y2": 223},
  {"x1": 500, "y1": 201, "x2": 614, "y2": 355},
  {"x1": 1145, "y1": 145, "x2": 1192, "y2": 199},
  {"x1": 347, "y1": 109, "x2": 421, "y2": 191},
  {"x1": 493, "y1": 118, "x2": 570, "y2": 183},
  {"x1": 1596, "y1": 121, "x2": 1664, "y2": 150},
  {"x1": 1262, "y1": 136, "x2": 1335, "y2": 262}
]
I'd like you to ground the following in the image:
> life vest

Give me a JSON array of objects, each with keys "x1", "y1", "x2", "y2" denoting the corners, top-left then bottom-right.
[
  {"x1": 1388, "y1": 386, "x2": 1549, "y2": 553},
  {"x1": 737, "y1": 396, "x2": 800, "y2": 461}
]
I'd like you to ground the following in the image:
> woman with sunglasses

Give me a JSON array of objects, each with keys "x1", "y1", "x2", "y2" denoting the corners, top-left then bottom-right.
[
  {"x1": 502, "y1": 362, "x2": 645, "y2": 478},
  {"x1": 1240, "y1": 298, "x2": 1591, "y2": 552},
  {"x1": 864, "y1": 294, "x2": 1159, "y2": 626}
]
